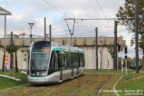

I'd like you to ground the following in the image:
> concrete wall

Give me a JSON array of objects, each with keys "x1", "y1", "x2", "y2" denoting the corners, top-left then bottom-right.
[
  {"x1": 17, "y1": 48, "x2": 28, "y2": 70},
  {"x1": 0, "y1": 48, "x2": 28, "y2": 70},
  {"x1": 81, "y1": 46, "x2": 113, "y2": 69}
]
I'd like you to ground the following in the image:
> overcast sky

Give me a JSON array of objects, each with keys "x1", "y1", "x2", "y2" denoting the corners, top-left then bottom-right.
[{"x1": 0, "y1": 0, "x2": 140, "y2": 58}]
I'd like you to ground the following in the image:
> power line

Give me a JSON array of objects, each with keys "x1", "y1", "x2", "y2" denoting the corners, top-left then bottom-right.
[
  {"x1": 43, "y1": 0, "x2": 64, "y2": 15},
  {"x1": 64, "y1": 18, "x2": 117, "y2": 21},
  {"x1": 64, "y1": 17, "x2": 134, "y2": 21},
  {"x1": 95, "y1": 0, "x2": 107, "y2": 18}
]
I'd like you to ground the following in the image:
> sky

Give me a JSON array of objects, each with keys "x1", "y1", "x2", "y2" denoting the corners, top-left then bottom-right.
[{"x1": 0, "y1": 0, "x2": 140, "y2": 58}]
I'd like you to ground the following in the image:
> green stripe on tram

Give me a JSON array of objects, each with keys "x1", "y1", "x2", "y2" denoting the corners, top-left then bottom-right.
[
  {"x1": 72, "y1": 50, "x2": 84, "y2": 54},
  {"x1": 53, "y1": 48, "x2": 62, "y2": 51},
  {"x1": 53, "y1": 48, "x2": 84, "y2": 54},
  {"x1": 31, "y1": 76, "x2": 46, "y2": 78}
]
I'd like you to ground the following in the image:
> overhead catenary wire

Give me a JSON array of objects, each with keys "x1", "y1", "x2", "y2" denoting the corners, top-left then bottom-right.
[
  {"x1": 95, "y1": 0, "x2": 107, "y2": 18},
  {"x1": 43, "y1": 0, "x2": 64, "y2": 15},
  {"x1": 64, "y1": 18, "x2": 115, "y2": 36},
  {"x1": 64, "y1": 18, "x2": 117, "y2": 37},
  {"x1": 64, "y1": 18, "x2": 119, "y2": 21},
  {"x1": 64, "y1": 18, "x2": 117, "y2": 38},
  {"x1": 64, "y1": 15, "x2": 134, "y2": 38}
]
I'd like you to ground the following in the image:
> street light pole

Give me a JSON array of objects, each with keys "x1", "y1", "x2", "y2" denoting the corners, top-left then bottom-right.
[
  {"x1": 4, "y1": 15, "x2": 7, "y2": 48},
  {"x1": 28, "y1": 23, "x2": 34, "y2": 43},
  {"x1": 2, "y1": 15, "x2": 7, "y2": 71},
  {"x1": 0, "y1": 7, "x2": 11, "y2": 71}
]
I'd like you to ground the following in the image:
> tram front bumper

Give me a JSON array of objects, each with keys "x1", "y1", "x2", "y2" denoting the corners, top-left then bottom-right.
[{"x1": 28, "y1": 73, "x2": 60, "y2": 84}]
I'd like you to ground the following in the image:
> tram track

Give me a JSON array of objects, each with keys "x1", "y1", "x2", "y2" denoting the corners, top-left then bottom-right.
[
  {"x1": 0, "y1": 84, "x2": 31, "y2": 96},
  {"x1": 70, "y1": 75, "x2": 114, "y2": 96},
  {"x1": 70, "y1": 76, "x2": 98, "y2": 96},
  {"x1": 0, "y1": 74, "x2": 119, "y2": 96},
  {"x1": 96, "y1": 75, "x2": 114, "y2": 96}
]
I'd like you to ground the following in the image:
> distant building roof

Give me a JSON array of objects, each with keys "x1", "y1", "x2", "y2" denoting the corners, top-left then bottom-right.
[
  {"x1": 0, "y1": 37, "x2": 125, "y2": 50},
  {"x1": 6, "y1": 34, "x2": 19, "y2": 38}
]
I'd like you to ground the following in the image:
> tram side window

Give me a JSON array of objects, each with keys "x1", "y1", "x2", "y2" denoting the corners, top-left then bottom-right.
[
  {"x1": 71, "y1": 53, "x2": 75, "y2": 68},
  {"x1": 77, "y1": 53, "x2": 80, "y2": 68},
  {"x1": 59, "y1": 52, "x2": 68, "y2": 70},
  {"x1": 80, "y1": 54, "x2": 82, "y2": 67},
  {"x1": 65, "y1": 52, "x2": 69, "y2": 69},
  {"x1": 71, "y1": 53, "x2": 79, "y2": 68},
  {"x1": 48, "y1": 51, "x2": 59, "y2": 75},
  {"x1": 75, "y1": 53, "x2": 79, "y2": 68},
  {"x1": 80, "y1": 54, "x2": 85, "y2": 67},
  {"x1": 78, "y1": 53, "x2": 80, "y2": 67},
  {"x1": 66, "y1": 52, "x2": 71, "y2": 69},
  {"x1": 82, "y1": 54, "x2": 85, "y2": 67}
]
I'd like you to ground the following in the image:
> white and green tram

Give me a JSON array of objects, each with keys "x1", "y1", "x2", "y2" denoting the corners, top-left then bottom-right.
[{"x1": 28, "y1": 41, "x2": 85, "y2": 84}]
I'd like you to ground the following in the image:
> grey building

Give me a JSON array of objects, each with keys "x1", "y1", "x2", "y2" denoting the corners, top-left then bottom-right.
[{"x1": 0, "y1": 37, "x2": 125, "y2": 70}]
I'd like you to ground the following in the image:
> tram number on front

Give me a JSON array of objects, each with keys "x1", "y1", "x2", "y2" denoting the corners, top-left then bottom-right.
[{"x1": 41, "y1": 48, "x2": 49, "y2": 52}]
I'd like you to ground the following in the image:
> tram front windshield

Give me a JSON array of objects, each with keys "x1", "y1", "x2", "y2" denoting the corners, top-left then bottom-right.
[{"x1": 30, "y1": 41, "x2": 50, "y2": 75}]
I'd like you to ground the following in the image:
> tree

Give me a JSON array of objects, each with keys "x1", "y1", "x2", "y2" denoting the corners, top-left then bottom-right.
[
  {"x1": 15, "y1": 49, "x2": 19, "y2": 72},
  {"x1": 6, "y1": 45, "x2": 15, "y2": 70},
  {"x1": 127, "y1": 57, "x2": 134, "y2": 68},
  {"x1": 116, "y1": 0, "x2": 144, "y2": 69},
  {"x1": 5, "y1": 45, "x2": 19, "y2": 72}
]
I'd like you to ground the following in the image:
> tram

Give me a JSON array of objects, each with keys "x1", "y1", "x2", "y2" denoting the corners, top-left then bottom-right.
[{"x1": 28, "y1": 41, "x2": 85, "y2": 84}]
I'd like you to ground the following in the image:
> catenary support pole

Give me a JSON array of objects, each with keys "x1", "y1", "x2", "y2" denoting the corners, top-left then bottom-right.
[
  {"x1": 100, "y1": 50, "x2": 102, "y2": 70},
  {"x1": 10, "y1": 31, "x2": 13, "y2": 69},
  {"x1": 113, "y1": 20, "x2": 118, "y2": 70},
  {"x1": 49, "y1": 25, "x2": 52, "y2": 46},
  {"x1": 95, "y1": 27, "x2": 98, "y2": 70},
  {"x1": 135, "y1": 0, "x2": 139, "y2": 73},
  {"x1": 44, "y1": 17, "x2": 46, "y2": 41}
]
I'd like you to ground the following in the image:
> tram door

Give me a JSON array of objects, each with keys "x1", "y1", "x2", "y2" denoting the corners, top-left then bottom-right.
[
  {"x1": 71, "y1": 53, "x2": 74, "y2": 77},
  {"x1": 59, "y1": 51, "x2": 65, "y2": 80},
  {"x1": 75, "y1": 53, "x2": 79, "y2": 75},
  {"x1": 48, "y1": 51, "x2": 59, "y2": 75},
  {"x1": 77, "y1": 53, "x2": 80, "y2": 75},
  {"x1": 72, "y1": 53, "x2": 79, "y2": 76},
  {"x1": 59, "y1": 51, "x2": 70, "y2": 80}
]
